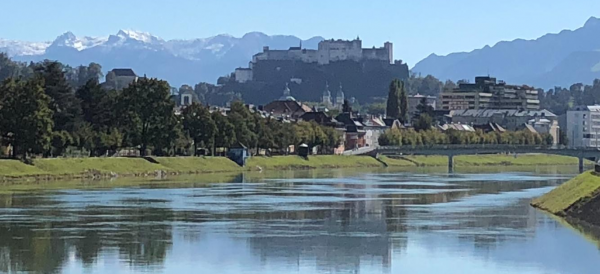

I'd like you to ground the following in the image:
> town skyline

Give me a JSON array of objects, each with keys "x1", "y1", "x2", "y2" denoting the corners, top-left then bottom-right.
[{"x1": 2, "y1": 0, "x2": 600, "y2": 66}]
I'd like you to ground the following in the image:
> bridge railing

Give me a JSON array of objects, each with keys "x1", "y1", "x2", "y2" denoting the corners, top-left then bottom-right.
[{"x1": 377, "y1": 144, "x2": 586, "y2": 151}]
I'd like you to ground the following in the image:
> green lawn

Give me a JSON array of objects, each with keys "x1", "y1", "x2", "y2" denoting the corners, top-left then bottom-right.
[
  {"x1": 152, "y1": 157, "x2": 241, "y2": 173},
  {"x1": 532, "y1": 171, "x2": 600, "y2": 214},
  {"x1": 379, "y1": 156, "x2": 425, "y2": 167},
  {"x1": 455, "y1": 154, "x2": 586, "y2": 166},
  {"x1": 33, "y1": 158, "x2": 166, "y2": 175},
  {"x1": 0, "y1": 160, "x2": 48, "y2": 177},
  {"x1": 247, "y1": 155, "x2": 385, "y2": 170}
]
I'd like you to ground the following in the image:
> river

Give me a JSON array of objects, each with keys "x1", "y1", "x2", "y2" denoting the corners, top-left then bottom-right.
[{"x1": 0, "y1": 166, "x2": 599, "y2": 274}]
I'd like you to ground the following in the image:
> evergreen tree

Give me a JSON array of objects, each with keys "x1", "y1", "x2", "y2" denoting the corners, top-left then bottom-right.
[
  {"x1": 76, "y1": 79, "x2": 112, "y2": 129},
  {"x1": 34, "y1": 61, "x2": 82, "y2": 132},
  {"x1": 386, "y1": 79, "x2": 401, "y2": 119},
  {"x1": 399, "y1": 80, "x2": 409, "y2": 124},
  {"x1": 0, "y1": 78, "x2": 54, "y2": 159}
]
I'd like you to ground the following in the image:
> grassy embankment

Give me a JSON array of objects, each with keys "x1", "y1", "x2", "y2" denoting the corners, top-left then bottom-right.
[
  {"x1": 532, "y1": 171, "x2": 600, "y2": 215},
  {"x1": 246, "y1": 155, "x2": 385, "y2": 170},
  {"x1": 0, "y1": 153, "x2": 591, "y2": 180},
  {"x1": 247, "y1": 154, "x2": 588, "y2": 171},
  {"x1": 0, "y1": 157, "x2": 242, "y2": 180}
]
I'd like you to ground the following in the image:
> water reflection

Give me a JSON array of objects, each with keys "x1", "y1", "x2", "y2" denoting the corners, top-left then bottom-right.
[{"x1": 0, "y1": 167, "x2": 599, "y2": 273}]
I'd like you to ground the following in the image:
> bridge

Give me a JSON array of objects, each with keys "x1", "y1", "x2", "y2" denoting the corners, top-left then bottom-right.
[{"x1": 369, "y1": 145, "x2": 600, "y2": 173}]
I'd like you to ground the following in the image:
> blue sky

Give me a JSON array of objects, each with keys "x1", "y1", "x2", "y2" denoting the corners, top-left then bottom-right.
[{"x1": 1, "y1": 0, "x2": 599, "y2": 66}]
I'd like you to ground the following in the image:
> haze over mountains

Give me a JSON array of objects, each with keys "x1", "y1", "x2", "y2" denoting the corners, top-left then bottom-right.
[
  {"x1": 0, "y1": 30, "x2": 323, "y2": 85},
  {"x1": 3, "y1": 16, "x2": 600, "y2": 89},
  {"x1": 413, "y1": 16, "x2": 600, "y2": 89}
]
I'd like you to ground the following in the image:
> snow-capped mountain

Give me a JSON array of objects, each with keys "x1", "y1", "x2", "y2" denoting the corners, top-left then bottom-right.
[
  {"x1": 1, "y1": 30, "x2": 324, "y2": 85},
  {"x1": 0, "y1": 39, "x2": 50, "y2": 56}
]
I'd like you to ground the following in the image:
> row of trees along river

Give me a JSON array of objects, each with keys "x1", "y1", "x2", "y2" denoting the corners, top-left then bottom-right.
[
  {"x1": 0, "y1": 56, "x2": 341, "y2": 159},
  {"x1": 0, "y1": 53, "x2": 558, "y2": 160}
]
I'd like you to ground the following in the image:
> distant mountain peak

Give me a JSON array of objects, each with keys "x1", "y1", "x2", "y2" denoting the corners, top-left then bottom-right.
[
  {"x1": 413, "y1": 16, "x2": 600, "y2": 89},
  {"x1": 50, "y1": 32, "x2": 107, "y2": 51},
  {"x1": 584, "y1": 16, "x2": 600, "y2": 28},
  {"x1": 58, "y1": 31, "x2": 76, "y2": 40},
  {"x1": 116, "y1": 29, "x2": 162, "y2": 43}
]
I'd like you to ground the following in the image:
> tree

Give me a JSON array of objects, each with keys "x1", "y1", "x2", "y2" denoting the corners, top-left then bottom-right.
[
  {"x1": 342, "y1": 99, "x2": 352, "y2": 113},
  {"x1": 559, "y1": 129, "x2": 568, "y2": 146},
  {"x1": 378, "y1": 128, "x2": 402, "y2": 146},
  {"x1": 76, "y1": 79, "x2": 113, "y2": 129},
  {"x1": 212, "y1": 111, "x2": 236, "y2": 152},
  {"x1": 117, "y1": 77, "x2": 178, "y2": 156},
  {"x1": 416, "y1": 97, "x2": 434, "y2": 117},
  {"x1": 386, "y1": 79, "x2": 401, "y2": 119},
  {"x1": 413, "y1": 113, "x2": 433, "y2": 132},
  {"x1": 443, "y1": 80, "x2": 457, "y2": 92},
  {"x1": 365, "y1": 102, "x2": 386, "y2": 116},
  {"x1": 228, "y1": 101, "x2": 257, "y2": 149},
  {"x1": 399, "y1": 80, "x2": 409, "y2": 124},
  {"x1": 76, "y1": 63, "x2": 103, "y2": 87},
  {"x1": 182, "y1": 103, "x2": 217, "y2": 155},
  {"x1": 34, "y1": 61, "x2": 82, "y2": 132},
  {"x1": 0, "y1": 53, "x2": 28, "y2": 81},
  {"x1": 0, "y1": 77, "x2": 54, "y2": 159}
]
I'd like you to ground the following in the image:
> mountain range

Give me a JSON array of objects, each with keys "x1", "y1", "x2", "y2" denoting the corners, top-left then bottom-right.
[
  {"x1": 413, "y1": 16, "x2": 600, "y2": 89},
  {"x1": 0, "y1": 30, "x2": 324, "y2": 85},
  {"x1": 4, "y1": 16, "x2": 600, "y2": 89}
]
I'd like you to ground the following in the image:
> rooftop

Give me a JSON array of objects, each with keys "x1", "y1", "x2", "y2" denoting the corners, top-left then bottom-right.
[
  {"x1": 451, "y1": 109, "x2": 556, "y2": 118},
  {"x1": 111, "y1": 68, "x2": 137, "y2": 77}
]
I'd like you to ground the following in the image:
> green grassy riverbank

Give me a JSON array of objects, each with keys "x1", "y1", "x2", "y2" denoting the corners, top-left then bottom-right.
[
  {"x1": 532, "y1": 171, "x2": 600, "y2": 228},
  {"x1": 532, "y1": 171, "x2": 600, "y2": 215},
  {"x1": 0, "y1": 153, "x2": 591, "y2": 181},
  {"x1": 0, "y1": 157, "x2": 242, "y2": 180}
]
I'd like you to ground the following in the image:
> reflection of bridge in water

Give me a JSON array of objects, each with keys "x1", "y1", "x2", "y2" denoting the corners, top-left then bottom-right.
[{"x1": 369, "y1": 145, "x2": 600, "y2": 173}]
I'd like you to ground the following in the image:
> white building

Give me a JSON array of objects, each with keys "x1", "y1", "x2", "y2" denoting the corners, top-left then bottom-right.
[
  {"x1": 322, "y1": 83, "x2": 332, "y2": 106},
  {"x1": 104, "y1": 68, "x2": 138, "y2": 90},
  {"x1": 566, "y1": 105, "x2": 600, "y2": 148},
  {"x1": 237, "y1": 38, "x2": 394, "y2": 83},
  {"x1": 234, "y1": 68, "x2": 253, "y2": 83},
  {"x1": 528, "y1": 117, "x2": 560, "y2": 146},
  {"x1": 335, "y1": 83, "x2": 345, "y2": 107}
]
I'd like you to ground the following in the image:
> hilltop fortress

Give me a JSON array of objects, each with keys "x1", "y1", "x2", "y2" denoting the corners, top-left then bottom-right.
[
  {"x1": 223, "y1": 38, "x2": 408, "y2": 105},
  {"x1": 235, "y1": 38, "x2": 395, "y2": 83}
]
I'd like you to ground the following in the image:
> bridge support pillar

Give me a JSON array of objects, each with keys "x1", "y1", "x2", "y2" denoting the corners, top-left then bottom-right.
[
  {"x1": 448, "y1": 154, "x2": 454, "y2": 173},
  {"x1": 579, "y1": 157, "x2": 585, "y2": 173}
]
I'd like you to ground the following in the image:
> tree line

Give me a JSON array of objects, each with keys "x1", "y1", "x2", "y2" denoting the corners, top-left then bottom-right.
[
  {"x1": 0, "y1": 55, "x2": 340, "y2": 159},
  {"x1": 379, "y1": 128, "x2": 554, "y2": 147}
]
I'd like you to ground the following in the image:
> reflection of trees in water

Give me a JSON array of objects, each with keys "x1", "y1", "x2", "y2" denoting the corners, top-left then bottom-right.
[
  {"x1": 0, "y1": 173, "x2": 565, "y2": 273},
  {"x1": 242, "y1": 196, "x2": 400, "y2": 273},
  {"x1": 113, "y1": 207, "x2": 174, "y2": 267},
  {"x1": 0, "y1": 194, "x2": 68, "y2": 273},
  {"x1": 0, "y1": 193, "x2": 180, "y2": 273}
]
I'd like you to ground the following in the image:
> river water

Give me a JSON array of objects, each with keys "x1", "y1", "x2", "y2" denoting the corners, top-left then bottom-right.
[{"x1": 0, "y1": 167, "x2": 599, "y2": 274}]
